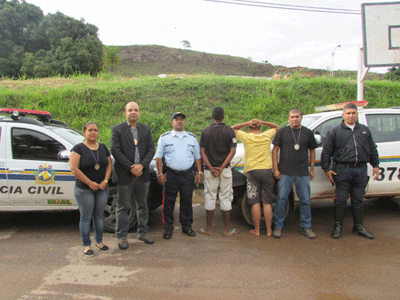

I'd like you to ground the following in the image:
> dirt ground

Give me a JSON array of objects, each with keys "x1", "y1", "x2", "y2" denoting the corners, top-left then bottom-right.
[{"x1": 0, "y1": 194, "x2": 399, "y2": 300}]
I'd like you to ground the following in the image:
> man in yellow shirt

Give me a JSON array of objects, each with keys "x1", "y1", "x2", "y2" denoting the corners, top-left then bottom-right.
[{"x1": 232, "y1": 119, "x2": 278, "y2": 237}]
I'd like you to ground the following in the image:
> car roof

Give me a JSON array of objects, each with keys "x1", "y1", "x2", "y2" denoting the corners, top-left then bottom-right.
[{"x1": 304, "y1": 107, "x2": 400, "y2": 118}]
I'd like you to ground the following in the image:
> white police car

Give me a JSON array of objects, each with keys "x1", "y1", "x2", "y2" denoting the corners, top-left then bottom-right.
[
  {"x1": 233, "y1": 102, "x2": 400, "y2": 226},
  {"x1": 0, "y1": 108, "x2": 162, "y2": 232}
]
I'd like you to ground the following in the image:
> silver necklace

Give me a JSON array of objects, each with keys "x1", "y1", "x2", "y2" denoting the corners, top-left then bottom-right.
[{"x1": 290, "y1": 127, "x2": 302, "y2": 151}]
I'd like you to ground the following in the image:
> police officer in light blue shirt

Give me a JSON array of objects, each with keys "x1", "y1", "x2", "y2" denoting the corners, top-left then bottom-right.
[{"x1": 156, "y1": 112, "x2": 203, "y2": 240}]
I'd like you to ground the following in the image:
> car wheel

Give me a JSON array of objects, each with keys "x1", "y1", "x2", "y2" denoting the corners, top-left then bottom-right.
[
  {"x1": 239, "y1": 192, "x2": 290, "y2": 228},
  {"x1": 103, "y1": 186, "x2": 138, "y2": 233}
]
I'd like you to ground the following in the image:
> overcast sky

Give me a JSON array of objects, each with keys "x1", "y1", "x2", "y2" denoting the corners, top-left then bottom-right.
[{"x1": 26, "y1": 0, "x2": 395, "y2": 73}]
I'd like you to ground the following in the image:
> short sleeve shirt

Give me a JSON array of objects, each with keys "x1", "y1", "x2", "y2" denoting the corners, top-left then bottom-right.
[
  {"x1": 200, "y1": 122, "x2": 236, "y2": 168},
  {"x1": 155, "y1": 130, "x2": 201, "y2": 171},
  {"x1": 236, "y1": 129, "x2": 276, "y2": 173},
  {"x1": 273, "y1": 125, "x2": 317, "y2": 176},
  {"x1": 71, "y1": 143, "x2": 110, "y2": 189}
]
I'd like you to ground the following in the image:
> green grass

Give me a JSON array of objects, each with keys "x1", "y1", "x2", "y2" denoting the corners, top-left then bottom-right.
[{"x1": 1, "y1": 73, "x2": 399, "y2": 146}]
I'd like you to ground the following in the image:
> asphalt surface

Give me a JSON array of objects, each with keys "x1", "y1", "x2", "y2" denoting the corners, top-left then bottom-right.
[{"x1": 1, "y1": 191, "x2": 399, "y2": 300}]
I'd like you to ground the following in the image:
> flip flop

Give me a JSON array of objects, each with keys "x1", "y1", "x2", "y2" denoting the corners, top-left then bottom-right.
[
  {"x1": 198, "y1": 227, "x2": 214, "y2": 236},
  {"x1": 223, "y1": 228, "x2": 239, "y2": 237}
]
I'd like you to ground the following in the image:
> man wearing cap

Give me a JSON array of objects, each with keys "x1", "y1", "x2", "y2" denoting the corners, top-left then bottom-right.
[
  {"x1": 156, "y1": 112, "x2": 202, "y2": 239},
  {"x1": 111, "y1": 101, "x2": 155, "y2": 250}
]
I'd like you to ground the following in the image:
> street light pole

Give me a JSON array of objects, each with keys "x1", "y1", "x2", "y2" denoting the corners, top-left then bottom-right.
[{"x1": 331, "y1": 44, "x2": 341, "y2": 77}]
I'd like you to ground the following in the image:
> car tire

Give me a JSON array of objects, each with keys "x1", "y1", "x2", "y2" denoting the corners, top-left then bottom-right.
[
  {"x1": 240, "y1": 192, "x2": 290, "y2": 228},
  {"x1": 103, "y1": 186, "x2": 138, "y2": 233}
]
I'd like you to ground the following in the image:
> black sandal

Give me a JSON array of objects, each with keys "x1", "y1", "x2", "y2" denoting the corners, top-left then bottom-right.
[
  {"x1": 83, "y1": 248, "x2": 94, "y2": 256},
  {"x1": 95, "y1": 243, "x2": 109, "y2": 252}
]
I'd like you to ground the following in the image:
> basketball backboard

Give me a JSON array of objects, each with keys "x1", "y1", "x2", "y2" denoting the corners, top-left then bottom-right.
[{"x1": 362, "y1": 2, "x2": 400, "y2": 67}]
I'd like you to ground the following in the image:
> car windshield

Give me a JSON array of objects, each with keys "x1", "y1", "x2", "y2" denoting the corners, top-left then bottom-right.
[
  {"x1": 301, "y1": 115, "x2": 321, "y2": 128},
  {"x1": 47, "y1": 127, "x2": 83, "y2": 145},
  {"x1": 279, "y1": 115, "x2": 321, "y2": 128}
]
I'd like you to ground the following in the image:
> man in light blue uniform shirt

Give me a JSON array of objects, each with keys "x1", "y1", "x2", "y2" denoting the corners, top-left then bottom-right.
[{"x1": 156, "y1": 112, "x2": 203, "y2": 240}]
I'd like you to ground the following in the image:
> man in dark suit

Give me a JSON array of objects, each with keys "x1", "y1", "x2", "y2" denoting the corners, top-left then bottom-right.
[{"x1": 111, "y1": 102, "x2": 155, "y2": 250}]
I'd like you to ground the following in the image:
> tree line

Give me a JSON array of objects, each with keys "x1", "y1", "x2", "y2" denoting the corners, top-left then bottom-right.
[{"x1": 0, "y1": 0, "x2": 105, "y2": 78}]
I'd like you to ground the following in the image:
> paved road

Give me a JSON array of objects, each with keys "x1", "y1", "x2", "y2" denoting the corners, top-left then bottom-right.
[{"x1": 1, "y1": 194, "x2": 399, "y2": 300}]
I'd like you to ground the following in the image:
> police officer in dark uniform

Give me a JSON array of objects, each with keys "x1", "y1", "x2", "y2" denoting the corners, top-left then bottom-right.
[
  {"x1": 321, "y1": 103, "x2": 380, "y2": 239},
  {"x1": 155, "y1": 112, "x2": 202, "y2": 239}
]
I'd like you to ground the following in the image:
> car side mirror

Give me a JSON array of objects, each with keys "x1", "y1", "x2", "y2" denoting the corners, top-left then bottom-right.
[{"x1": 57, "y1": 150, "x2": 70, "y2": 161}]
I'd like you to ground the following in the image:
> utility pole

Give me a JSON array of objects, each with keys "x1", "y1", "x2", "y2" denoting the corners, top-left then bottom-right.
[{"x1": 331, "y1": 45, "x2": 341, "y2": 77}]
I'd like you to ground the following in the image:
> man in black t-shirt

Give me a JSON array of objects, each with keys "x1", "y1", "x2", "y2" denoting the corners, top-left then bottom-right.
[
  {"x1": 199, "y1": 107, "x2": 237, "y2": 236},
  {"x1": 272, "y1": 109, "x2": 318, "y2": 239}
]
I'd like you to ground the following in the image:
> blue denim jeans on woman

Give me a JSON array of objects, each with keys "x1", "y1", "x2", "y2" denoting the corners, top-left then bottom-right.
[
  {"x1": 74, "y1": 185, "x2": 109, "y2": 246},
  {"x1": 273, "y1": 174, "x2": 312, "y2": 229}
]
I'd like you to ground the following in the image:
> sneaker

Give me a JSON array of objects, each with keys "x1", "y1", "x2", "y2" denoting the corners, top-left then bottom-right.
[
  {"x1": 118, "y1": 239, "x2": 129, "y2": 250},
  {"x1": 95, "y1": 243, "x2": 110, "y2": 252},
  {"x1": 302, "y1": 228, "x2": 316, "y2": 239},
  {"x1": 272, "y1": 228, "x2": 282, "y2": 238},
  {"x1": 138, "y1": 235, "x2": 155, "y2": 244}
]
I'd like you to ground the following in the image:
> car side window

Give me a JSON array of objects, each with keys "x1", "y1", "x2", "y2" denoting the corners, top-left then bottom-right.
[
  {"x1": 12, "y1": 128, "x2": 66, "y2": 160},
  {"x1": 366, "y1": 114, "x2": 400, "y2": 143},
  {"x1": 313, "y1": 117, "x2": 342, "y2": 146}
]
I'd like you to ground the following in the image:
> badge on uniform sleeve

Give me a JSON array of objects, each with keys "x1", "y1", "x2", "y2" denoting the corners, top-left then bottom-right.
[{"x1": 232, "y1": 138, "x2": 237, "y2": 143}]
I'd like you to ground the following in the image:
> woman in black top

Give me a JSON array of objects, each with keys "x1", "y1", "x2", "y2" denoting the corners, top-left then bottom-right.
[{"x1": 70, "y1": 122, "x2": 112, "y2": 256}]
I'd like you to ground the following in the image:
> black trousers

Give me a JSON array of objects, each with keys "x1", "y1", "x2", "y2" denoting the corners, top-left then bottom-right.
[
  {"x1": 163, "y1": 170, "x2": 195, "y2": 230},
  {"x1": 334, "y1": 165, "x2": 368, "y2": 208}
]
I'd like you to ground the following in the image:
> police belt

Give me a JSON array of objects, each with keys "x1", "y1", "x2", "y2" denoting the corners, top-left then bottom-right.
[
  {"x1": 335, "y1": 162, "x2": 366, "y2": 168},
  {"x1": 165, "y1": 166, "x2": 192, "y2": 175}
]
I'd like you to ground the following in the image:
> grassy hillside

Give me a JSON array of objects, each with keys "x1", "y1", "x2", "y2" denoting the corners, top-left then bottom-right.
[
  {"x1": 109, "y1": 45, "x2": 385, "y2": 80},
  {"x1": 1, "y1": 74, "x2": 399, "y2": 146},
  {"x1": 111, "y1": 45, "x2": 275, "y2": 77}
]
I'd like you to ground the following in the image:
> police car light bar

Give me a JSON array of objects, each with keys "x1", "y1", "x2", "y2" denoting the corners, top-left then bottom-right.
[
  {"x1": 0, "y1": 108, "x2": 53, "y2": 119},
  {"x1": 315, "y1": 101, "x2": 368, "y2": 112}
]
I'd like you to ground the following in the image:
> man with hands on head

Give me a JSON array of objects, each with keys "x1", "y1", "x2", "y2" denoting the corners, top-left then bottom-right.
[
  {"x1": 156, "y1": 112, "x2": 202, "y2": 240},
  {"x1": 232, "y1": 118, "x2": 278, "y2": 237},
  {"x1": 111, "y1": 101, "x2": 155, "y2": 250},
  {"x1": 321, "y1": 103, "x2": 379, "y2": 240}
]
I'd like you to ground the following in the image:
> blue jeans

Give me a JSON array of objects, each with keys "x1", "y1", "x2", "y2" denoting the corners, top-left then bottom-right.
[
  {"x1": 273, "y1": 175, "x2": 312, "y2": 229},
  {"x1": 116, "y1": 178, "x2": 150, "y2": 239},
  {"x1": 74, "y1": 185, "x2": 109, "y2": 247}
]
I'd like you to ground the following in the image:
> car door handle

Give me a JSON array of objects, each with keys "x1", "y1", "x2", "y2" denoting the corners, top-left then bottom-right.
[{"x1": 9, "y1": 168, "x2": 24, "y2": 172}]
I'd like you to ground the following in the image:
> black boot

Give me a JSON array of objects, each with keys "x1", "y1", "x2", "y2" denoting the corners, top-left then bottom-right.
[
  {"x1": 332, "y1": 222, "x2": 342, "y2": 239},
  {"x1": 331, "y1": 203, "x2": 345, "y2": 239},
  {"x1": 351, "y1": 207, "x2": 374, "y2": 239}
]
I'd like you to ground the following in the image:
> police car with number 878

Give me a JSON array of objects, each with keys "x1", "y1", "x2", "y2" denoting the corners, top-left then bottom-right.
[{"x1": 231, "y1": 101, "x2": 400, "y2": 226}]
